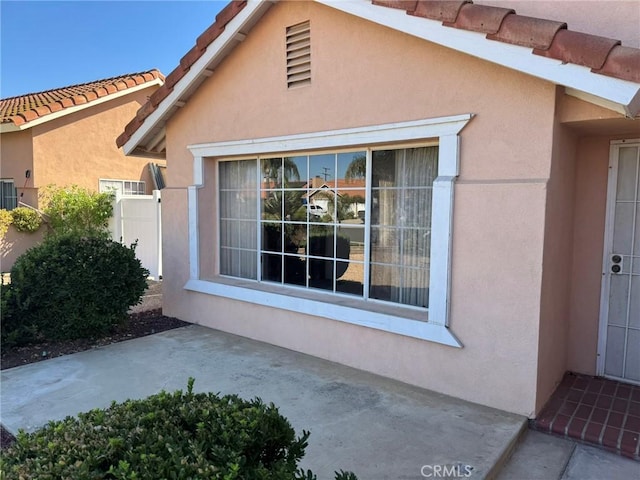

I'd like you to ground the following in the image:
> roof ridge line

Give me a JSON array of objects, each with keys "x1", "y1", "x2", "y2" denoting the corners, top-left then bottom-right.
[{"x1": 0, "y1": 69, "x2": 164, "y2": 102}]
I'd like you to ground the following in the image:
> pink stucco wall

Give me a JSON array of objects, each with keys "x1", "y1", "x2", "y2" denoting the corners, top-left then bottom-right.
[
  {"x1": 1, "y1": 129, "x2": 37, "y2": 207},
  {"x1": 161, "y1": 0, "x2": 565, "y2": 415},
  {"x1": 31, "y1": 87, "x2": 161, "y2": 201},
  {"x1": 0, "y1": 225, "x2": 46, "y2": 273},
  {"x1": 157, "y1": 0, "x2": 639, "y2": 415}
]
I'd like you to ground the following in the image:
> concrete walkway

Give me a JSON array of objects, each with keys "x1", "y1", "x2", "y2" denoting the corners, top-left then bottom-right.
[
  {"x1": 498, "y1": 429, "x2": 639, "y2": 480},
  {"x1": 2, "y1": 325, "x2": 526, "y2": 479}
]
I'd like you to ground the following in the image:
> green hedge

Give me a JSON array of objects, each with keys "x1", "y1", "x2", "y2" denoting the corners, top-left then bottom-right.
[
  {"x1": 0, "y1": 379, "x2": 357, "y2": 480},
  {"x1": 2, "y1": 235, "x2": 148, "y2": 346},
  {"x1": 10, "y1": 207, "x2": 42, "y2": 233}
]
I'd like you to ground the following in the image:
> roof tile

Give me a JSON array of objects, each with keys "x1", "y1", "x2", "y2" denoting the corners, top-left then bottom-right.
[
  {"x1": 165, "y1": 66, "x2": 188, "y2": 90},
  {"x1": 533, "y1": 29, "x2": 620, "y2": 70},
  {"x1": 196, "y1": 22, "x2": 225, "y2": 51},
  {"x1": 0, "y1": 69, "x2": 163, "y2": 126},
  {"x1": 135, "y1": 99, "x2": 157, "y2": 122},
  {"x1": 215, "y1": 0, "x2": 248, "y2": 27},
  {"x1": 486, "y1": 14, "x2": 566, "y2": 50},
  {"x1": 149, "y1": 84, "x2": 171, "y2": 108},
  {"x1": 72, "y1": 94, "x2": 88, "y2": 105},
  {"x1": 48, "y1": 102, "x2": 63, "y2": 114},
  {"x1": 443, "y1": 4, "x2": 514, "y2": 34},
  {"x1": 593, "y1": 46, "x2": 640, "y2": 83},
  {"x1": 180, "y1": 45, "x2": 206, "y2": 71},
  {"x1": 371, "y1": 1, "x2": 418, "y2": 12},
  {"x1": 34, "y1": 105, "x2": 51, "y2": 116},
  {"x1": 410, "y1": 1, "x2": 470, "y2": 23}
]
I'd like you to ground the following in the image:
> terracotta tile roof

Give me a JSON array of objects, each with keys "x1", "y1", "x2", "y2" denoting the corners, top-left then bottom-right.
[
  {"x1": 117, "y1": 0, "x2": 640, "y2": 152},
  {"x1": 1, "y1": 69, "x2": 164, "y2": 127},
  {"x1": 378, "y1": 0, "x2": 638, "y2": 80}
]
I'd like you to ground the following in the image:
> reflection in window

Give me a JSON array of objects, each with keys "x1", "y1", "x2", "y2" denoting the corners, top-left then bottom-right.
[{"x1": 217, "y1": 146, "x2": 438, "y2": 308}]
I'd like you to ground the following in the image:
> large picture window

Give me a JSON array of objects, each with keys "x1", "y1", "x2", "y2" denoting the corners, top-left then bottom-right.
[{"x1": 218, "y1": 146, "x2": 437, "y2": 309}]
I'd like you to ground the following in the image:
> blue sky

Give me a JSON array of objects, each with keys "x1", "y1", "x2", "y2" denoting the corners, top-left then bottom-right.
[{"x1": 0, "y1": 1, "x2": 227, "y2": 99}]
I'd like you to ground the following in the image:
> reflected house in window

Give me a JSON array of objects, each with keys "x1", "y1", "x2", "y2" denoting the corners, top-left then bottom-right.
[{"x1": 118, "y1": 0, "x2": 640, "y2": 420}]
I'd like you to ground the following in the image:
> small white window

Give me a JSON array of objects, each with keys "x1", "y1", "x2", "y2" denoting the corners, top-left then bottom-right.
[
  {"x1": 0, "y1": 179, "x2": 18, "y2": 210},
  {"x1": 99, "y1": 179, "x2": 146, "y2": 196}
]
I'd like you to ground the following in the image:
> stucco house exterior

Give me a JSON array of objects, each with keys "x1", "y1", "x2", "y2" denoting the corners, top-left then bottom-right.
[
  {"x1": 0, "y1": 70, "x2": 165, "y2": 268},
  {"x1": 118, "y1": 0, "x2": 640, "y2": 417}
]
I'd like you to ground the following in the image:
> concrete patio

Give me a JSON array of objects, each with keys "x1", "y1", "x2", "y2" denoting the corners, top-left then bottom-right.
[{"x1": 1, "y1": 324, "x2": 526, "y2": 479}]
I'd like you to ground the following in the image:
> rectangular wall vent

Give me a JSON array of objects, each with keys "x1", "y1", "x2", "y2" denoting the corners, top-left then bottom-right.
[{"x1": 286, "y1": 21, "x2": 311, "y2": 88}]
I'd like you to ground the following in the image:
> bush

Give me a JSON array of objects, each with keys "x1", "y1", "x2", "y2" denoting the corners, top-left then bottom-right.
[
  {"x1": 9, "y1": 207, "x2": 41, "y2": 233},
  {"x1": 5, "y1": 235, "x2": 148, "y2": 345},
  {"x1": 0, "y1": 209, "x2": 11, "y2": 239},
  {"x1": 41, "y1": 185, "x2": 113, "y2": 238},
  {"x1": 0, "y1": 379, "x2": 358, "y2": 480},
  {"x1": 308, "y1": 233, "x2": 351, "y2": 280}
]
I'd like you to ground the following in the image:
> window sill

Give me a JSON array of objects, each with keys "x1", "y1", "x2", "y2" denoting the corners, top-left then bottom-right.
[{"x1": 183, "y1": 277, "x2": 462, "y2": 348}]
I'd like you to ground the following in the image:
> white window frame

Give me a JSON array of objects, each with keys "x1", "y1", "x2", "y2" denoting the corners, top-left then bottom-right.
[
  {"x1": 99, "y1": 178, "x2": 146, "y2": 196},
  {"x1": 185, "y1": 115, "x2": 472, "y2": 347},
  {"x1": 0, "y1": 179, "x2": 18, "y2": 210}
]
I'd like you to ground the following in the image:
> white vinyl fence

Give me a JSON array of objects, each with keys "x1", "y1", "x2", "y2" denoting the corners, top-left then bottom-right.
[{"x1": 109, "y1": 190, "x2": 162, "y2": 280}]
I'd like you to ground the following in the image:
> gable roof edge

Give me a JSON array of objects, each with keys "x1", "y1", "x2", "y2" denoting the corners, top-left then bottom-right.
[
  {"x1": 0, "y1": 69, "x2": 164, "y2": 133},
  {"x1": 319, "y1": 0, "x2": 640, "y2": 117},
  {"x1": 122, "y1": 0, "x2": 272, "y2": 155}
]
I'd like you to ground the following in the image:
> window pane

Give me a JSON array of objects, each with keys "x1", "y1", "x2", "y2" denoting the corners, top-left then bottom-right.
[
  {"x1": 403, "y1": 267, "x2": 429, "y2": 308},
  {"x1": 0, "y1": 180, "x2": 18, "y2": 210},
  {"x1": 372, "y1": 150, "x2": 399, "y2": 187},
  {"x1": 220, "y1": 248, "x2": 257, "y2": 280},
  {"x1": 309, "y1": 225, "x2": 335, "y2": 257},
  {"x1": 262, "y1": 223, "x2": 282, "y2": 253},
  {"x1": 219, "y1": 160, "x2": 257, "y2": 280},
  {"x1": 262, "y1": 192, "x2": 283, "y2": 220},
  {"x1": 336, "y1": 261, "x2": 364, "y2": 297},
  {"x1": 309, "y1": 258, "x2": 334, "y2": 291},
  {"x1": 403, "y1": 147, "x2": 438, "y2": 187},
  {"x1": 221, "y1": 160, "x2": 256, "y2": 190},
  {"x1": 338, "y1": 151, "x2": 366, "y2": 184},
  {"x1": 309, "y1": 154, "x2": 335, "y2": 188},
  {"x1": 403, "y1": 229, "x2": 430, "y2": 268},
  {"x1": 369, "y1": 146, "x2": 437, "y2": 308},
  {"x1": 284, "y1": 190, "x2": 306, "y2": 220},
  {"x1": 290, "y1": 155, "x2": 308, "y2": 185},
  {"x1": 370, "y1": 263, "x2": 401, "y2": 302},
  {"x1": 262, "y1": 253, "x2": 282, "y2": 283},
  {"x1": 371, "y1": 227, "x2": 399, "y2": 265},
  {"x1": 371, "y1": 189, "x2": 399, "y2": 226},
  {"x1": 284, "y1": 254, "x2": 306, "y2": 286}
]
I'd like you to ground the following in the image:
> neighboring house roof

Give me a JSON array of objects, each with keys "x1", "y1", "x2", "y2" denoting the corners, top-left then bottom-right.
[
  {"x1": 118, "y1": 0, "x2": 640, "y2": 156},
  {"x1": 1, "y1": 70, "x2": 164, "y2": 133},
  {"x1": 303, "y1": 178, "x2": 367, "y2": 199}
]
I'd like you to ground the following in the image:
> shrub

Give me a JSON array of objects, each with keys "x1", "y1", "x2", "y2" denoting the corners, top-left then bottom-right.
[
  {"x1": 9, "y1": 207, "x2": 41, "y2": 233},
  {"x1": 41, "y1": 185, "x2": 113, "y2": 238},
  {"x1": 5, "y1": 235, "x2": 148, "y2": 344},
  {"x1": 308, "y1": 233, "x2": 351, "y2": 280},
  {"x1": 0, "y1": 379, "x2": 358, "y2": 480},
  {"x1": 0, "y1": 209, "x2": 11, "y2": 239}
]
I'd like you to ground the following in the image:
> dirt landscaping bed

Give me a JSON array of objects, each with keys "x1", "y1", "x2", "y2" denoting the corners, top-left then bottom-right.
[{"x1": 0, "y1": 309, "x2": 188, "y2": 371}]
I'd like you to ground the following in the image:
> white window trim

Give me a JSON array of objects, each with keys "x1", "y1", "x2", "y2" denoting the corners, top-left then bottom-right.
[
  {"x1": 185, "y1": 114, "x2": 472, "y2": 347},
  {"x1": 99, "y1": 178, "x2": 146, "y2": 196}
]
